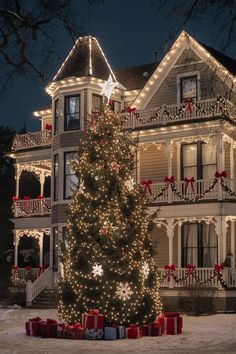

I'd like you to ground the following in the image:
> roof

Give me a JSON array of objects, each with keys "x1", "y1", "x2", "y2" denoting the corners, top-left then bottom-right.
[
  {"x1": 200, "y1": 43, "x2": 236, "y2": 75},
  {"x1": 114, "y1": 62, "x2": 158, "y2": 90},
  {"x1": 53, "y1": 36, "x2": 115, "y2": 82}
]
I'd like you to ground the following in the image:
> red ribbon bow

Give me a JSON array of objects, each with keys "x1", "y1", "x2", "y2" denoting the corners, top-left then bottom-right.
[
  {"x1": 37, "y1": 195, "x2": 44, "y2": 199},
  {"x1": 141, "y1": 180, "x2": 152, "y2": 196},
  {"x1": 11, "y1": 265, "x2": 19, "y2": 273},
  {"x1": 91, "y1": 309, "x2": 99, "y2": 315},
  {"x1": 45, "y1": 123, "x2": 52, "y2": 131},
  {"x1": 186, "y1": 264, "x2": 196, "y2": 274},
  {"x1": 12, "y1": 196, "x2": 19, "y2": 202},
  {"x1": 184, "y1": 177, "x2": 195, "y2": 193},
  {"x1": 23, "y1": 196, "x2": 31, "y2": 200},
  {"x1": 127, "y1": 106, "x2": 137, "y2": 114},
  {"x1": 164, "y1": 176, "x2": 175, "y2": 185},
  {"x1": 25, "y1": 266, "x2": 32, "y2": 271},
  {"x1": 164, "y1": 264, "x2": 176, "y2": 282},
  {"x1": 214, "y1": 264, "x2": 224, "y2": 273},
  {"x1": 184, "y1": 98, "x2": 193, "y2": 113},
  {"x1": 215, "y1": 171, "x2": 227, "y2": 179}
]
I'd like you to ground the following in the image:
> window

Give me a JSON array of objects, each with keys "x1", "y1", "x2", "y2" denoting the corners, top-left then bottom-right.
[
  {"x1": 110, "y1": 100, "x2": 121, "y2": 113},
  {"x1": 54, "y1": 99, "x2": 59, "y2": 134},
  {"x1": 180, "y1": 75, "x2": 197, "y2": 102},
  {"x1": 92, "y1": 94, "x2": 102, "y2": 112},
  {"x1": 182, "y1": 222, "x2": 218, "y2": 267},
  {"x1": 181, "y1": 142, "x2": 216, "y2": 180},
  {"x1": 53, "y1": 154, "x2": 59, "y2": 201},
  {"x1": 52, "y1": 227, "x2": 58, "y2": 272},
  {"x1": 64, "y1": 152, "x2": 78, "y2": 199},
  {"x1": 64, "y1": 95, "x2": 80, "y2": 131}
]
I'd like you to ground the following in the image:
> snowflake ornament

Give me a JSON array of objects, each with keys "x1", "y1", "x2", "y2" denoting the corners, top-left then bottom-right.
[
  {"x1": 141, "y1": 261, "x2": 150, "y2": 280},
  {"x1": 124, "y1": 177, "x2": 135, "y2": 191},
  {"x1": 99, "y1": 74, "x2": 117, "y2": 102},
  {"x1": 116, "y1": 282, "x2": 133, "y2": 301},
  {"x1": 78, "y1": 181, "x2": 85, "y2": 194},
  {"x1": 92, "y1": 263, "x2": 104, "y2": 277}
]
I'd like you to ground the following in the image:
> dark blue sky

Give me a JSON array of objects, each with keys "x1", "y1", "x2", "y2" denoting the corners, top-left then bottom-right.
[{"x1": 0, "y1": 0, "x2": 233, "y2": 132}]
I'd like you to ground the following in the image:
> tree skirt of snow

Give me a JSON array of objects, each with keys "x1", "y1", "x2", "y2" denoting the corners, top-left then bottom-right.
[{"x1": 0, "y1": 309, "x2": 235, "y2": 353}]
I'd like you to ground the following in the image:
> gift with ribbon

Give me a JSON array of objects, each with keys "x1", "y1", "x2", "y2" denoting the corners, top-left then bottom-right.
[
  {"x1": 25, "y1": 317, "x2": 42, "y2": 336},
  {"x1": 215, "y1": 170, "x2": 227, "y2": 179},
  {"x1": 164, "y1": 175, "x2": 175, "y2": 185},
  {"x1": 141, "y1": 180, "x2": 152, "y2": 196},
  {"x1": 84, "y1": 328, "x2": 104, "y2": 340},
  {"x1": 214, "y1": 264, "x2": 224, "y2": 273},
  {"x1": 164, "y1": 264, "x2": 176, "y2": 282},
  {"x1": 63, "y1": 323, "x2": 84, "y2": 340},
  {"x1": 184, "y1": 177, "x2": 195, "y2": 193},
  {"x1": 57, "y1": 323, "x2": 65, "y2": 338},
  {"x1": 142, "y1": 322, "x2": 162, "y2": 336},
  {"x1": 126, "y1": 324, "x2": 141, "y2": 339},
  {"x1": 39, "y1": 318, "x2": 58, "y2": 338},
  {"x1": 82, "y1": 309, "x2": 104, "y2": 329},
  {"x1": 104, "y1": 323, "x2": 125, "y2": 340},
  {"x1": 158, "y1": 314, "x2": 182, "y2": 335}
]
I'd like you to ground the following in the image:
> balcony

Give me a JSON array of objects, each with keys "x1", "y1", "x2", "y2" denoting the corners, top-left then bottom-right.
[
  {"x1": 13, "y1": 198, "x2": 51, "y2": 217},
  {"x1": 149, "y1": 178, "x2": 236, "y2": 204},
  {"x1": 12, "y1": 130, "x2": 52, "y2": 152},
  {"x1": 121, "y1": 97, "x2": 235, "y2": 130}
]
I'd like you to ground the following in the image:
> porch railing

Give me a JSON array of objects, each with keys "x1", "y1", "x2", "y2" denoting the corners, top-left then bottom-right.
[
  {"x1": 12, "y1": 130, "x2": 52, "y2": 151},
  {"x1": 120, "y1": 97, "x2": 234, "y2": 130},
  {"x1": 26, "y1": 266, "x2": 53, "y2": 306},
  {"x1": 150, "y1": 179, "x2": 236, "y2": 204},
  {"x1": 158, "y1": 267, "x2": 236, "y2": 288},
  {"x1": 13, "y1": 198, "x2": 51, "y2": 217}
]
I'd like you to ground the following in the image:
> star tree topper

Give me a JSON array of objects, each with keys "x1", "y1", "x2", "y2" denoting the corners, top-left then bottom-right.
[
  {"x1": 99, "y1": 74, "x2": 117, "y2": 102},
  {"x1": 92, "y1": 263, "x2": 104, "y2": 277}
]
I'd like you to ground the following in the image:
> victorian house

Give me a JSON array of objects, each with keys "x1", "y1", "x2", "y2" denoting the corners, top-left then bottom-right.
[{"x1": 10, "y1": 31, "x2": 236, "y2": 310}]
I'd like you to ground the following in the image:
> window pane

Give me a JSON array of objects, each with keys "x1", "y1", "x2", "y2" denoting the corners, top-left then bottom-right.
[
  {"x1": 65, "y1": 95, "x2": 80, "y2": 131},
  {"x1": 183, "y1": 166, "x2": 197, "y2": 179},
  {"x1": 203, "y1": 165, "x2": 216, "y2": 180},
  {"x1": 202, "y1": 223, "x2": 218, "y2": 267},
  {"x1": 92, "y1": 94, "x2": 102, "y2": 112},
  {"x1": 182, "y1": 223, "x2": 198, "y2": 266},
  {"x1": 182, "y1": 145, "x2": 197, "y2": 166},
  {"x1": 64, "y1": 152, "x2": 78, "y2": 199},
  {"x1": 202, "y1": 144, "x2": 216, "y2": 164},
  {"x1": 181, "y1": 76, "x2": 197, "y2": 100}
]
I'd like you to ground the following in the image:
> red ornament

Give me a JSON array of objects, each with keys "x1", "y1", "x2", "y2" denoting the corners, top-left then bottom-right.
[
  {"x1": 129, "y1": 154, "x2": 135, "y2": 160},
  {"x1": 110, "y1": 161, "x2": 121, "y2": 173},
  {"x1": 99, "y1": 227, "x2": 109, "y2": 236}
]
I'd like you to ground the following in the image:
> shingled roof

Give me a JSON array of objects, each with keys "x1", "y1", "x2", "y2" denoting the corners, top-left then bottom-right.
[
  {"x1": 53, "y1": 36, "x2": 115, "y2": 82},
  {"x1": 200, "y1": 43, "x2": 236, "y2": 75}
]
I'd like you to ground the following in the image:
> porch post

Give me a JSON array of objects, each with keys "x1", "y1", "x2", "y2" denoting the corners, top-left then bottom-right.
[
  {"x1": 15, "y1": 164, "x2": 20, "y2": 197},
  {"x1": 50, "y1": 228, "x2": 54, "y2": 269},
  {"x1": 136, "y1": 148, "x2": 140, "y2": 184},
  {"x1": 167, "y1": 218, "x2": 174, "y2": 265},
  {"x1": 13, "y1": 231, "x2": 18, "y2": 266},
  {"x1": 165, "y1": 140, "x2": 173, "y2": 204},
  {"x1": 215, "y1": 216, "x2": 227, "y2": 263},
  {"x1": 216, "y1": 134, "x2": 224, "y2": 200},
  {"x1": 40, "y1": 172, "x2": 45, "y2": 196},
  {"x1": 39, "y1": 232, "x2": 44, "y2": 267},
  {"x1": 231, "y1": 220, "x2": 235, "y2": 267},
  {"x1": 230, "y1": 144, "x2": 234, "y2": 190}
]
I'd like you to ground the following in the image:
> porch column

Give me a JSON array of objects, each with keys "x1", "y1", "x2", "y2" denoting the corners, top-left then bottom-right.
[
  {"x1": 135, "y1": 148, "x2": 140, "y2": 184},
  {"x1": 167, "y1": 218, "x2": 174, "y2": 265},
  {"x1": 231, "y1": 220, "x2": 235, "y2": 267},
  {"x1": 216, "y1": 134, "x2": 224, "y2": 200},
  {"x1": 215, "y1": 216, "x2": 227, "y2": 263},
  {"x1": 50, "y1": 228, "x2": 54, "y2": 268},
  {"x1": 15, "y1": 164, "x2": 20, "y2": 197},
  {"x1": 230, "y1": 144, "x2": 234, "y2": 190},
  {"x1": 13, "y1": 231, "x2": 18, "y2": 266},
  {"x1": 165, "y1": 140, "x2": 173, "y2": 204},
  {"x1": 178, "y1": 222, "x2": 182, "y2": 268},
  {"x1": 40, "y1": 172, "x2": 45, "y2": 196},
  {"x1": 39, "y1": 232, "x2": 44, "y2": 267}
]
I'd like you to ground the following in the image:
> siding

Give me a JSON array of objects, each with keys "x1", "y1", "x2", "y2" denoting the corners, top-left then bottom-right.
[
  {"x1": 152, "y1": 225, "x2": 168, "y2": 267},
  {"x1": 52, "y1": 131, "x2": 83, "y2": 151},
  {"x1": 140, "y1": 146, "x2": 167, "y2": 182},
  {"x1": 224, "y1": 143, "x2": 230, "y2": 174},
  {"x1": 52, "y1": 204, "x2": 69, "y2": 224}
]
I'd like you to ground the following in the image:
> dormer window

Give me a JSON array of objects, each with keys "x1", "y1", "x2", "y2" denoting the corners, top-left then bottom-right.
[
  {"x1": 64, "y1": 95, "x2": 80, "y2": 131},
  {"x1": 180, "y1": 75, "x2": 197, "y2": 102}
]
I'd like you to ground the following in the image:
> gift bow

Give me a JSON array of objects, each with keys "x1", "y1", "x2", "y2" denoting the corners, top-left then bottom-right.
[
  {"x1": 91, "y1": 309, "x2": 99, "y2": 315},
  {"x1": 12, "y1": 196, "x2": 19, "y2": 202},
  {"x1": 72, "y1": 323, "x2": 82, "y2": 328},
  {"x1": 127, "y1": 106, "x2": 137, "y2": 114},
  {"x1": 215, "y1": 170, "x2": 227, "y2": 179},
  {"x1": 184, "y1": 177, "x2": 195, "y2": 193},
  {"x1": 165, "y1": 176, "x2": 175, "y2": 185},
  {"x1": 141, "y1": 180, "x2": 152, "y2": 196},
  {"x1": 184, "y1": 98, "x2": 193, "y2": 113},
  {"x1": 164, "y1": 264, "x2": 176, "y2": 282},
  {"x1": 214, "y1": 264, "x2": 224, "y2": 273},
  {"x1": 186, "y1": 264, "x2": 196, "y2": 274}
]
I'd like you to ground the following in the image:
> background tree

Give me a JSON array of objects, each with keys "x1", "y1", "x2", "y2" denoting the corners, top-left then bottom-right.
[{"x1": 58, "y1": 107, "x2": 162, "y2": 325}]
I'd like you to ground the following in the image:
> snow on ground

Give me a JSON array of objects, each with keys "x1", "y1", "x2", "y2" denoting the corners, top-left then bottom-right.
[{"x1": 0, "y1": 308, "x2": 236, "y2": 354}]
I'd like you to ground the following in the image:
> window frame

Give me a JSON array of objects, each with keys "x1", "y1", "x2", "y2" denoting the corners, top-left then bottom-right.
[
  {"x1": 63, "y1": 151, "x2": 78, "y2": 200},
  {"x1": 180, "y1": 75, "x2": 197, "y2": 102},
  {"x1": 64, "y1": 94, "x2": 81, "y2": 131},
  {"x1": 177, "y1": 71, "x2": 200, "y2": 104}
]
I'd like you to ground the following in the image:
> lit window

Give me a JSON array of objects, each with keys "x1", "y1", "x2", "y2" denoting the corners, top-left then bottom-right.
[
  {"x1": 64, "y1": 152, "x2": 78, "y2": 199},
  {"x1": 64, "y1": 95, "x2": 80, "y2": 131},
  {"x1": 180, "y1": 75, "x2": 197, "y2": 102}
]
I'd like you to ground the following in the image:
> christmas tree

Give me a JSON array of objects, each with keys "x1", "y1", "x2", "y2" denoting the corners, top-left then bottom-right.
[{"x1": 58, "y1": 105, "x2": 162, "y2": 325}]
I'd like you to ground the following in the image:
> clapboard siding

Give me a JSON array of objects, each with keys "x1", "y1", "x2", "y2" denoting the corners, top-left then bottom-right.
[
  {"x1": 152, "y1": 225, "x2": 169, "y2": 267},
  {"x1": 52, "y1": 204, "x2": 69, "y2": 224},
  {"x1": 140, "y1": 147, "x2": 167, "y2": 182}
]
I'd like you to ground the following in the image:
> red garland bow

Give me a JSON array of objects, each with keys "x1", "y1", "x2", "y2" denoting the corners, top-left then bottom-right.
[
  {"x1": 215, "y1": 170, "x2": 227, "y2": 179},
  {"x1": 184, "y1": 98, "x2": 193, "y2": 113},
  {"x1": 12, "y1": 196, "x2": 19, "y2": 202},
  {"x1": 37, "y1": 195, "x2": 44, "y2": 199},
  {"x1": 184, "y1": 177, "x2": 195, "y2": 193},
  {"x1": 11, "y1": 265, "x2": 19, "y2": 273},
  {"x1": 127, "y1": 106, "x2": 137, "y2": 114},
  {"x1": 23, "y1": 196, "x2": 31, "y2": 200},
  {"x1": 164, "y1": 176, "x2": 175, "y2": 185},
  {"x1": 214, "y1": 264, "x2": 224, "y2": 273},
  {"x1": 141, "y1": 180, "x2": 152, "y2": 196},
  {"x1": 164, "y1": 264, "x2": 176, "y2": 282},
  {"x1": 186, "y1": 264, "x2": 196, "y2": 274},
  {"x1": 45, "y1": 123, "x2": 52, "y2": 131},
  {"x1": 25, "y1": 266, "x2": 32, "y2": 271}
]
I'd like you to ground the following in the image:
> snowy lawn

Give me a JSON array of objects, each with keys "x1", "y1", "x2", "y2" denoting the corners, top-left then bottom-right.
[{"x1": 0, "y1": 308, "x2": 236, "y2": 354}]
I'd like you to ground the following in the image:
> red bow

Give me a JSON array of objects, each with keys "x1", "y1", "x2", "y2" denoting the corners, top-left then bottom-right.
[
  {"x1": 165, "y1": 176, "x2": 175, "y2": 185},
  {"x1": 215, "y1": 171, "x2": 227, "y2": 179},
  {"x1": 11, "y1": 265, "x2": 19, "y2": 273},
  {"x1": 214, "y1": 264, "x2": 224, "y2": 273},
  {"x1": 39, "y1": 266, "x2": 46, "y2": 273},
  {"x1": 91, "y1": 309, "x2": 99, "y2": 315},
  {"x1": 184, "y1": 177, "x2": 195, "y2": 193},
  {"x1": 45, "y1": 123, "x2": 52, "y2": 131},
  {"x1": 184, "y1": 98, "x2": 193, "y2": 113},
  {"x1": 23, "y1": 196, "x2": 31, "y2": 200},
  {"x1": 186, "y1": 264, "x2": 196, "y2": 275},
  {"x1": 25, "y1": 266, "x2": 32, "y2": 271},
  {"x1": 12, "y1": 196, "x2": 19, "y2": 202},
  {"x1": 37, "y1": 195, "x2": 44, "y2": 199},
  {"x1": 141, "y1": 180, "x2": 152, "y2": 196},
  {"x1": 127, "y1": 106, "x2": 137, "y2": 114},
  {"x1": 164, "y1": 264, "x2": 176, "y2": 282}
]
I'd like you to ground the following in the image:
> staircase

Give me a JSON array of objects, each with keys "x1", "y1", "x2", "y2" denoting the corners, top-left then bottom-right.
[{"x1": 31, "y1": 288, "x2": 58, "y2": 308}]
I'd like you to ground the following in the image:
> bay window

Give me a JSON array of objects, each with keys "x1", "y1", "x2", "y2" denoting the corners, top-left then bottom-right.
[
  {"x1": 64, "y1": 95, "x2": 80, "y2": 131},
  {"x1": 64, "y1": 152, "x2": 78, "y2": 199}
]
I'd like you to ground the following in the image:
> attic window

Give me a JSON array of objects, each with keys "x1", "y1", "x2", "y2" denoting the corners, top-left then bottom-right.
[{"x1": 143, "y1": 71, "x2": 149, "y2": 77}]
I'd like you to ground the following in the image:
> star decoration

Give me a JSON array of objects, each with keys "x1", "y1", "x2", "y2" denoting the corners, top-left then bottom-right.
[
  {"x1": 141, "y1": 261, "x2": 150, "y2": 280},
  {"x1": 92, "y1": 263, "x2": 104, "y2": 277},
  {"x1": 78, "y1": 181, "x2": 85, "y2": 194},
  {"x1": 124, "y1": 177, "x2": 135, "y2": 191},
  {"x1": 99, "y1": 74, "x2": 117, "y2": 102},
  {"x1": 116, "y1": 282, "x2": 133, "y2": 301}
]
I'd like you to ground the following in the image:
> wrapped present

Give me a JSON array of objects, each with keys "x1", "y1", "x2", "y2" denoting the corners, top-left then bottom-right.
[
  {"x1": 85, "y1": 328, "x2": 104, "y2": 340},
  {"x1": 126, "y1": 324, "x2": 141, "y2": 339},
  {"x1": 82, "y1": 309, "x2": 104, "y2": 329},
  {"x1": 158, "y1": 315, "x2": 182, "y2": 335},
  {"x1": 25, "y1": 317, "x2": 42, "y2": 336},
  {"x1": 39, "y1": 319, "x2": 57, "y2": 338},
  {"x1": 57, "y1": 323, "x2": 65, "y2": 338},
  {"x1": 163, "y1": 312, "x2": 180, "y2": 318},
  {"x1": 63, "y1": 323, "x2": 84, "y2": 340},
  {"x1": 142, "y1": 322, "x2": 162, "y2": 336},
  {"x1": 104, "y1": 324, "x2": 125, "y2": 340}
]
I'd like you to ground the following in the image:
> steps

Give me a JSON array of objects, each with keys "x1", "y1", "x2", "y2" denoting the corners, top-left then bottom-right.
[{"x1": 31, "y1": 288, "x2": 58, "y2": 309}]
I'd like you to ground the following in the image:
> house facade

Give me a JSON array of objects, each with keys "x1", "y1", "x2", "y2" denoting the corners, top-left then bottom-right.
[{"x1": 10, "y1": 31, "x2": 236, "y2": 309}]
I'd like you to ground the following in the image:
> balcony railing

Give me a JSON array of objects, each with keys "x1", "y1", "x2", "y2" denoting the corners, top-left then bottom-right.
[
  {"x1": 120, "y1": 97, "x2": 235, "y2": 130},
  {"x1": 12, "y1": 130, "x2": 52, "y2": 151},
  {"x1": 149, "y1": 179, "x2": 236, "y2": 204},
  {"x1": 13, "y1": 198, "x2": 51, "y2": 217}
]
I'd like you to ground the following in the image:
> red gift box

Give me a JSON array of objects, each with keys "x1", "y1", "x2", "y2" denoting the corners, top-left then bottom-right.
[
  {"x1": 142, "y1": 323, "x2": 162, "y2": 336},
  {"x1": 63, "y1": 323, "x2": 84, "y2": 339},
  {"x1": 57, "y1": 323, "x2": 65, "y2": 338},
  {"x1": 82, "y1": 309, "x2": 104, "y2": 329},
  {"x1": 158, "y1": 315, "x2": 182, "y2": 335},
  {"x1": 126, "y1": 324, "x2": 141, "y2": 339},
  {"x1": 39, "y1": 319, "x2": 57, "y2": 338},
  {"x1": 25, "y1": 317, "x2": 42, "y2": 336},
  {"x1": 163, "y1": 312, "x2": 180, "y2": 318}
]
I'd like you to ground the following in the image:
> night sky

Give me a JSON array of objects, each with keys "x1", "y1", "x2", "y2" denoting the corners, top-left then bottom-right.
[{"x1": 0, "y1": 0, "x2": 234, "y2": 132}]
